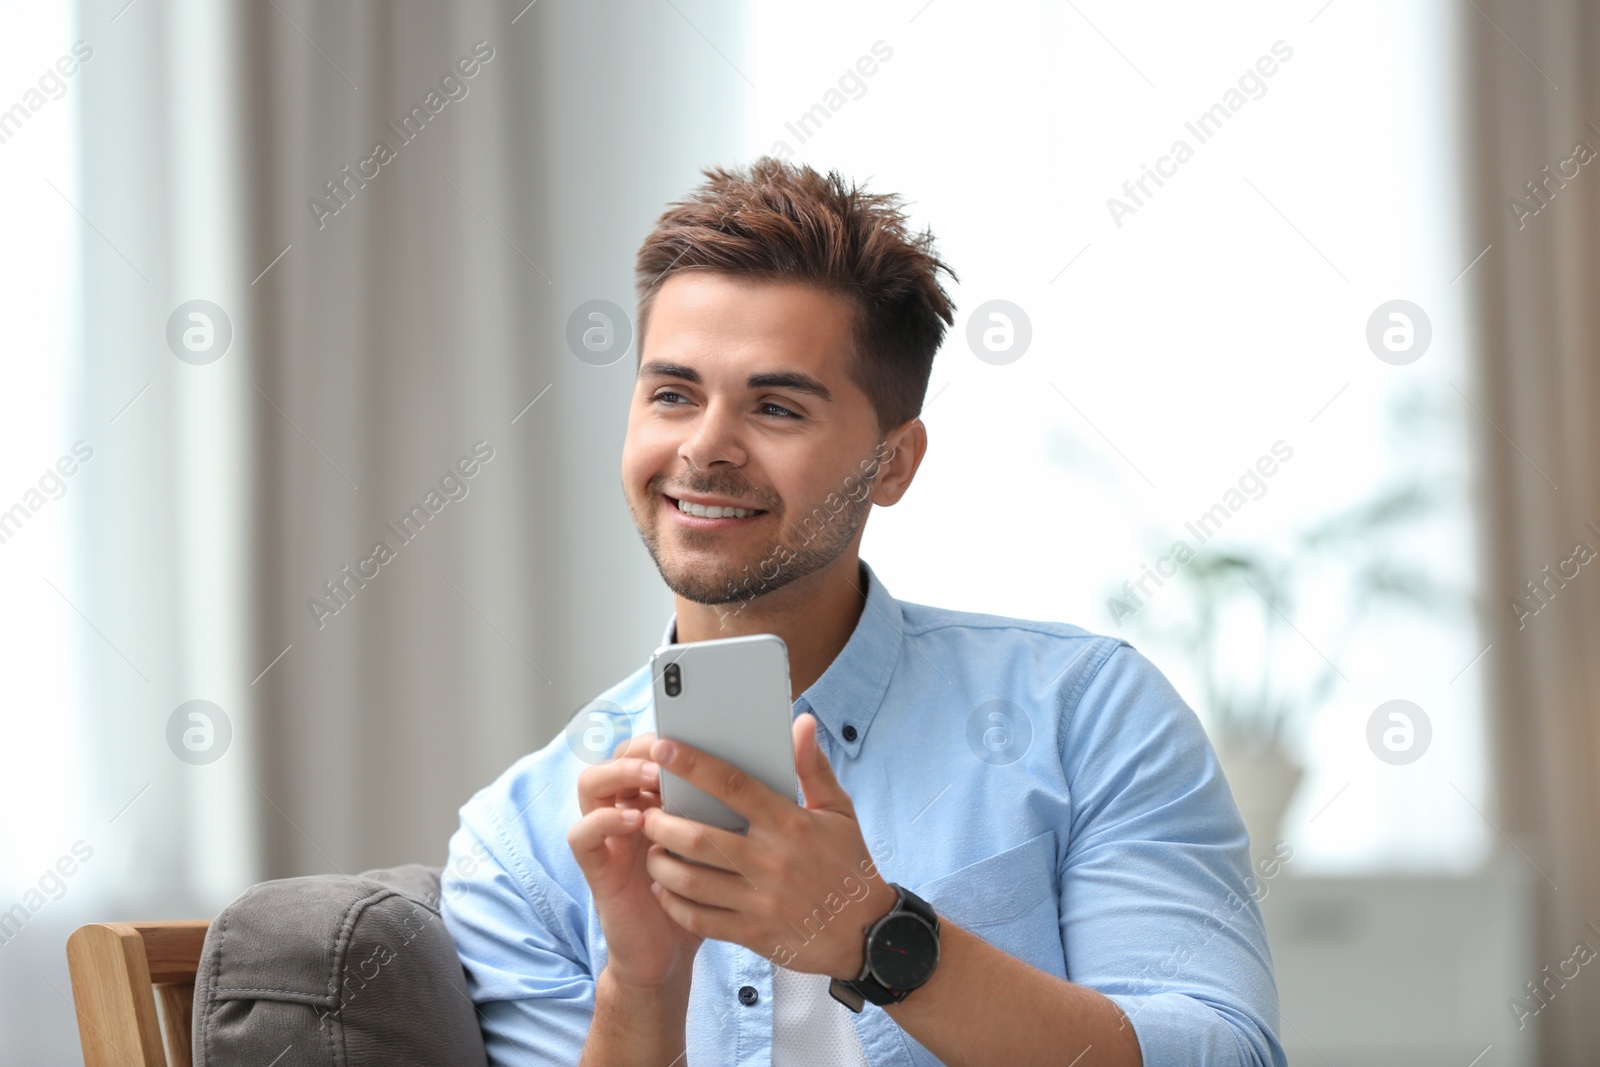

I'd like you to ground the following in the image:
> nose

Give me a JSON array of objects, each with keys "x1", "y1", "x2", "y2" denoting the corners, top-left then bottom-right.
[{"x1": 676, "y1": 397, "x2": 747, "y2": 471}]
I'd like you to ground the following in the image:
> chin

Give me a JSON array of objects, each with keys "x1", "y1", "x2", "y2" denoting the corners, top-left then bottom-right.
[{"x1": 661, "y1": 564, "x2": 753, "y2": 607}]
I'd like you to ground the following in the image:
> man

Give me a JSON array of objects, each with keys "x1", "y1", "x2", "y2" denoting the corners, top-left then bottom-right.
[{"x1": 441, "y1": 157, "x2": 1287, "y2": 1066}]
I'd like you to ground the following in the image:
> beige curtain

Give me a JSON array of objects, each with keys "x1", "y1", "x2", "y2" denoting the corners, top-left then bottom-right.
[
  {"x1": 31, "y1": 4, "x2": 744, "y2": 1062},
  {"x1": 236, "y1": 1, "x2": 748, "y2": 877},
  {"x1": 1464, "y1": 1, "x2": 1600, "y2": 1062}
]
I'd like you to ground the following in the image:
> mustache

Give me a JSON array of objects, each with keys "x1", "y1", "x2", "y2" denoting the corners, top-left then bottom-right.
[{"x1": 654, "y1": 476, "x2": 778, "y2": 510}]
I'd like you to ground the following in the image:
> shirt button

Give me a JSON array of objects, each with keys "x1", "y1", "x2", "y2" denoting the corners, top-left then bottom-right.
[
  {"x1": 738, "y1": 984, "x2": 759, "y2": 1006},
  {"x1": 842, "y1": 724, "x2": 858, "y2": 742}
]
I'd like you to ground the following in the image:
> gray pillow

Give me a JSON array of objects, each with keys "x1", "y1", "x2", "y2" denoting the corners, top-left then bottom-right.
[{"x1": 192, "y1": 863, "x2": 488, "y2": 1067}]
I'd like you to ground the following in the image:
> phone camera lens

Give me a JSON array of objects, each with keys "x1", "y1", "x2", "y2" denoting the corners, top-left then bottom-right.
[{"x1": 664, "y1": 662, "x2": 681, "y2": 697}]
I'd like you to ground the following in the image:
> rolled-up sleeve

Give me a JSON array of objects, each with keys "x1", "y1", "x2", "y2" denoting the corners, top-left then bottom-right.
[
  {"x1": 440, "y1": 789, "x2": 596, "y2": 1066},
  {"x1": 1056, "y1": 641, "x2": 1288, "y2": 1067}
]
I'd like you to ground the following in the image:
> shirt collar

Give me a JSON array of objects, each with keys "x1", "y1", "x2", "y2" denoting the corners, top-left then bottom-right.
[{"x1": 656, "y1": 558, "x2": 903, "y2": 757}]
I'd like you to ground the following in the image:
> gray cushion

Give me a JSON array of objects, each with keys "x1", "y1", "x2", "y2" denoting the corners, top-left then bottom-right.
[{"x1": 192, "y1": 864, "x2": 488, "y2": 1067}]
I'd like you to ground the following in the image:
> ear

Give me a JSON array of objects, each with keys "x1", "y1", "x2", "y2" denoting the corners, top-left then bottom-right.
[{"x1": 870, "y1": 417, "x2": 927, "y2": 507}]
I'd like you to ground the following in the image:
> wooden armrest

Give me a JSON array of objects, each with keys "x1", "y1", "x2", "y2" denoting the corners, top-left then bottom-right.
[{"x1": 67, "y1": 920, "x2": 210, "y2": 1067}]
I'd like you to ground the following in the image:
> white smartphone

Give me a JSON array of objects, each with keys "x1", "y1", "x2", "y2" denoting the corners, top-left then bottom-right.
[{"x1": 650, "y1": 633, "x2": 799, "y2": 835}]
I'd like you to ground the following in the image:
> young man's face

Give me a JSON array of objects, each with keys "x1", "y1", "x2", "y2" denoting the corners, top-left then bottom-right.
[{"x1": 621, "y1": 270, "x2": 901, "y2": 607}]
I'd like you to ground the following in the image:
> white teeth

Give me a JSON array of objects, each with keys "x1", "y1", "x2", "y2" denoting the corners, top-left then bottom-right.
[{"x1": 676, "y1": 498, "x2": 759, "y2": 519}]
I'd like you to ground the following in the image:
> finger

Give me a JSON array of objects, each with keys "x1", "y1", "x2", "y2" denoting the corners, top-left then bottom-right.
[
  {"x1": 641, "y1": 806, "x2": 754, "y2": 882},
  {"x1": 602, "y1": 732, "x2": 662, "y2": 804},
  {"x1": 650, "y1": 736, "x2": 793, "y2": 828},
  {"x1": 650, "y1": 878, "x2": 741, "y2": 943},
  {"x1": 613, "y1": 787, "x2": 662, "y2": 813},
  {"x1": 644, "y1": 842, "x2": 751, "y2": 910},
  {"x1": 793, "y1": 713, "x2": 853, "y2": 813},
  {"x1": 566, "y1": 806, "x2": 644, "y2": 874},
  {"x1": 576, "y1": 756, "x2": 663, "y2": 815},
  {"x1": 614, "y1": 730, "x2": 658, "y2": 759}
]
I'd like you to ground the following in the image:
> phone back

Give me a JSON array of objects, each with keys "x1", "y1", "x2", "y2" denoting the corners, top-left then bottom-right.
[{"x1": 651, "y1": 633, "x2": 798, "y2": 833}]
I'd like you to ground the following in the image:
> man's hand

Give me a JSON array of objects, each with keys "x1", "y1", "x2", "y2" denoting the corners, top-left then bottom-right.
[
  {"x1": 640, "y1": 712, "x2": 898, "y2": 979},
  {"x1": 568, "y1": 730, "x2": 704, "y2": 993}
]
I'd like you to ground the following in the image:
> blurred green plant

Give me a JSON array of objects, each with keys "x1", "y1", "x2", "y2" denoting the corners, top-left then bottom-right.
[{"x1": 1118, "y1": 388, "x2": 1475, "y2": 753}]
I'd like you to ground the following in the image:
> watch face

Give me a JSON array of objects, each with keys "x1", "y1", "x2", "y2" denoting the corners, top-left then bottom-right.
[{"x1": 869, "y1": 912, "x2": 938, "y2": 990}]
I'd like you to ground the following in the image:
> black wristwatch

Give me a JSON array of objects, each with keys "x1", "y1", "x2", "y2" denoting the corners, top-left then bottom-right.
[{"x1": 828, "y1": 883, "x2": 941, "y2": 1012}]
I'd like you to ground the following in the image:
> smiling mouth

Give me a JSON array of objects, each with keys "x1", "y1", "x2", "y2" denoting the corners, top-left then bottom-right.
[{"x1": 664, "y1": 495, "x2": 769, "y2": 520}]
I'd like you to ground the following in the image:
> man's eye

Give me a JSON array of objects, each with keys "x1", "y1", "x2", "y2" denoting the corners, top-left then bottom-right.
[{"x1": 650, "y1": 391, "x2": 796, "y2": 418}]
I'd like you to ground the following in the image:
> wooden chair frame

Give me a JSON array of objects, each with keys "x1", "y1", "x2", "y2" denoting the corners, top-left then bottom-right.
[{"x1": 66, "y1": 920, "x2": 211, "y2": 1067}]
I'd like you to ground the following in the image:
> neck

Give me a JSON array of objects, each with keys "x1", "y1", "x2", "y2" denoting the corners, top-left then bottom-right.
[{"x1": 673, "y1": 553, "x2": 868, "y2": 700}]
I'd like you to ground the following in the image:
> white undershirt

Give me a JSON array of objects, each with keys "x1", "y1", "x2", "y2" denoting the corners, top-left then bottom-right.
[{"x1": 771, "y1": 964, "x2": 871, "y2": 1065}]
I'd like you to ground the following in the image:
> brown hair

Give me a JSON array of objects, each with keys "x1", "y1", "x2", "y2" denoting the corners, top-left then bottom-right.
[{"x1": 634, "y1": 156, "x2": 958, "y2": 436}]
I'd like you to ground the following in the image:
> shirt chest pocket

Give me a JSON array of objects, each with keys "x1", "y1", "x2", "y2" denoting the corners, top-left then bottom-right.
[{"x1": 911, "y1": 829, "x2": 1066, "y2": 979}]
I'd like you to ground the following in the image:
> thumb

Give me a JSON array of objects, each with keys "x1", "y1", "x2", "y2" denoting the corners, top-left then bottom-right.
[{"x1": 794, "y1": 712, "x2": 852, "y2": 813}]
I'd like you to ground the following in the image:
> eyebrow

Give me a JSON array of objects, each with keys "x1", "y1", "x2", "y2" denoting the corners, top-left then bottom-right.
[{"x1": 638, "y1": 360, "x2": 834, "y2": 403}]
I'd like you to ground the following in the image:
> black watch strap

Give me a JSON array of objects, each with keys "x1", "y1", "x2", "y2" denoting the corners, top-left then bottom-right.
[{"x1": 828, "y1": 884, "x2": 939, "y2": 1013}]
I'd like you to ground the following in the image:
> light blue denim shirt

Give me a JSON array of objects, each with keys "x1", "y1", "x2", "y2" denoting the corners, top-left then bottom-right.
[{"x1": 440, "y1": 559, "x2": 1287, "y2": 1066}]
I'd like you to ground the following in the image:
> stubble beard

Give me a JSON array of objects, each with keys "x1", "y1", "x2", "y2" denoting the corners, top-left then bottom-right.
[{"x1": 632, "y1": 475, "x2": 875, "y2": 607}]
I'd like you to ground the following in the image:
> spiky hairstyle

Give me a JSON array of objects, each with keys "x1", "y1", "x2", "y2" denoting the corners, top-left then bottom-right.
[{"x1": 634, "y1": 157, "x2": 958, "y2": 435}]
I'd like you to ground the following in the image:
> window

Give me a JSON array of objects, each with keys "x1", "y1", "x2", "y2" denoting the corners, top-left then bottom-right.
[
  {"x1": 745, "y1": 0, "x2": 1485, "y2": 873},
  {"x1": 0, "y1": 0, "x2": 87, "y2": 885}
]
